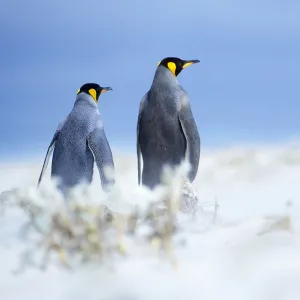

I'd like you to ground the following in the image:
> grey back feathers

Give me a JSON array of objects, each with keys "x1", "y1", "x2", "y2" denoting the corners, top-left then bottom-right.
[
  {"x1": 38, "y1": 90, "x2": 115, "y2": 194},
  {"x1": 137, "y1": 65, "x2": 200, "y2": 189}
]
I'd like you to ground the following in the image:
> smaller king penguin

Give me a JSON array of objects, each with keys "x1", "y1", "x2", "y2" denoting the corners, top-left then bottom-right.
[
  {"x1": 137, "y1": 57, "x2": 201, "y2": 190},
  {"x1": 37, "y1": 83, "x2": 115, "y2": 194}
]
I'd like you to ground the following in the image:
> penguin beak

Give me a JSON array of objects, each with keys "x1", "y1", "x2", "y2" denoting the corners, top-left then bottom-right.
[
  {"x1": 100, "y1": 87, "x2": 113, "y2": 94},
  {"x1": 182, "y1": 60, "x2": 200, "y2": 69}
]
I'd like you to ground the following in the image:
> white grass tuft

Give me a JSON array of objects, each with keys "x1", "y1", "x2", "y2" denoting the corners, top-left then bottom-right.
[{"x1": 0, "y1": 161, "x2": 205, "y2": 274}]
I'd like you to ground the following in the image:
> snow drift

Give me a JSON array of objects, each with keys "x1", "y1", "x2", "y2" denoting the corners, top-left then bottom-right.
[{"x1": 1, "y1": 142, "x2": 300, "y2": 300}]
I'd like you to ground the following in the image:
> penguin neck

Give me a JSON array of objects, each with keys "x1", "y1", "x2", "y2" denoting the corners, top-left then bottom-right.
[
  {"x1": 74, "y1": 93, "x2": 98, "y2": 109},
  {"x1": 152, "y1": 66, "x2": 180, "y2": 89}
]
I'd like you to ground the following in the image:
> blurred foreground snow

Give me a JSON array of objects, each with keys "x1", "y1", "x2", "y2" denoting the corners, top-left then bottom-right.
[{"x1": 1, "y1": 143, "x2": 300, "y2": 300}]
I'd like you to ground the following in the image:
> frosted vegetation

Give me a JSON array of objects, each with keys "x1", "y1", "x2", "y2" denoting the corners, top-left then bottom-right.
[{"x1": 0, "y1": 143, "x2": 300, "y2": 300}]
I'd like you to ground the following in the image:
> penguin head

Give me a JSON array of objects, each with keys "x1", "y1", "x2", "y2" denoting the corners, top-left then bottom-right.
[
  {"x1": 77, "y1": 83, "x2": 112, "y2": 102},
  {"x1": 157, "y1": 57, "x2": 200, "y2": 77}
]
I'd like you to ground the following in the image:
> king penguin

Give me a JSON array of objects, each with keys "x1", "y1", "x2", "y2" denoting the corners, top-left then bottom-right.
[
  {"x1": 37, "y1": 83, "x2": 115, "y2": 194},
  {"x1": 137, "y1": 57, "x2": 201, "y2": 189}
]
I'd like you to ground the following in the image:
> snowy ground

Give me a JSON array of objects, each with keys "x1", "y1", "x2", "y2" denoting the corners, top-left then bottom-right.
[{"x1": 1, "y1": 143, "x2": 300, "y2": 300}]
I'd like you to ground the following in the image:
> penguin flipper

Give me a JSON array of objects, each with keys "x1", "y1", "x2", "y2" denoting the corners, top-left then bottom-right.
[
  {"x1": 88, "y1": 127, "x2": 115, "y2": 191},
  {"x1": 37, "y1": 130, "x2": 59, "y2": 187},
  {"x1": 137, "y1": 94, "x2": 146, "y2": 185},
  {"x1": 178, "y1": 96, "x2": 201, "y2": 182}
]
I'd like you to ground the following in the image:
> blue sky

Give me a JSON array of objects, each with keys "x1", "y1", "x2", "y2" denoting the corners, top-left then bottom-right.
[{"x1": 1, "y1": 0, "x2": 299, "y2": 159}]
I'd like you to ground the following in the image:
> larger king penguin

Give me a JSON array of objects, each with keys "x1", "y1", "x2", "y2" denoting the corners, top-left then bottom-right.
[
  {"x1": 137, "y1": 57, "x2": 200, "y2": 189},
  {"x1": 38, "y1": 83, "x2": 115, "y2": 193}
]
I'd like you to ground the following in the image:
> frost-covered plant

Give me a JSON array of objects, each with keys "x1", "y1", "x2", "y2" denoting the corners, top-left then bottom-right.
[{"x1": 0, "y1": 161, "x2": 203, "y2": 272}]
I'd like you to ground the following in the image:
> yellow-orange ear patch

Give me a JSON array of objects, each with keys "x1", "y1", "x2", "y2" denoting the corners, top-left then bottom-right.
[
  {"x1": 88, "y1": 88, "x2": 97, "y2": 101},
  {"x1": 167, "y1": 62, "x2": 176, "y2": 76}
]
